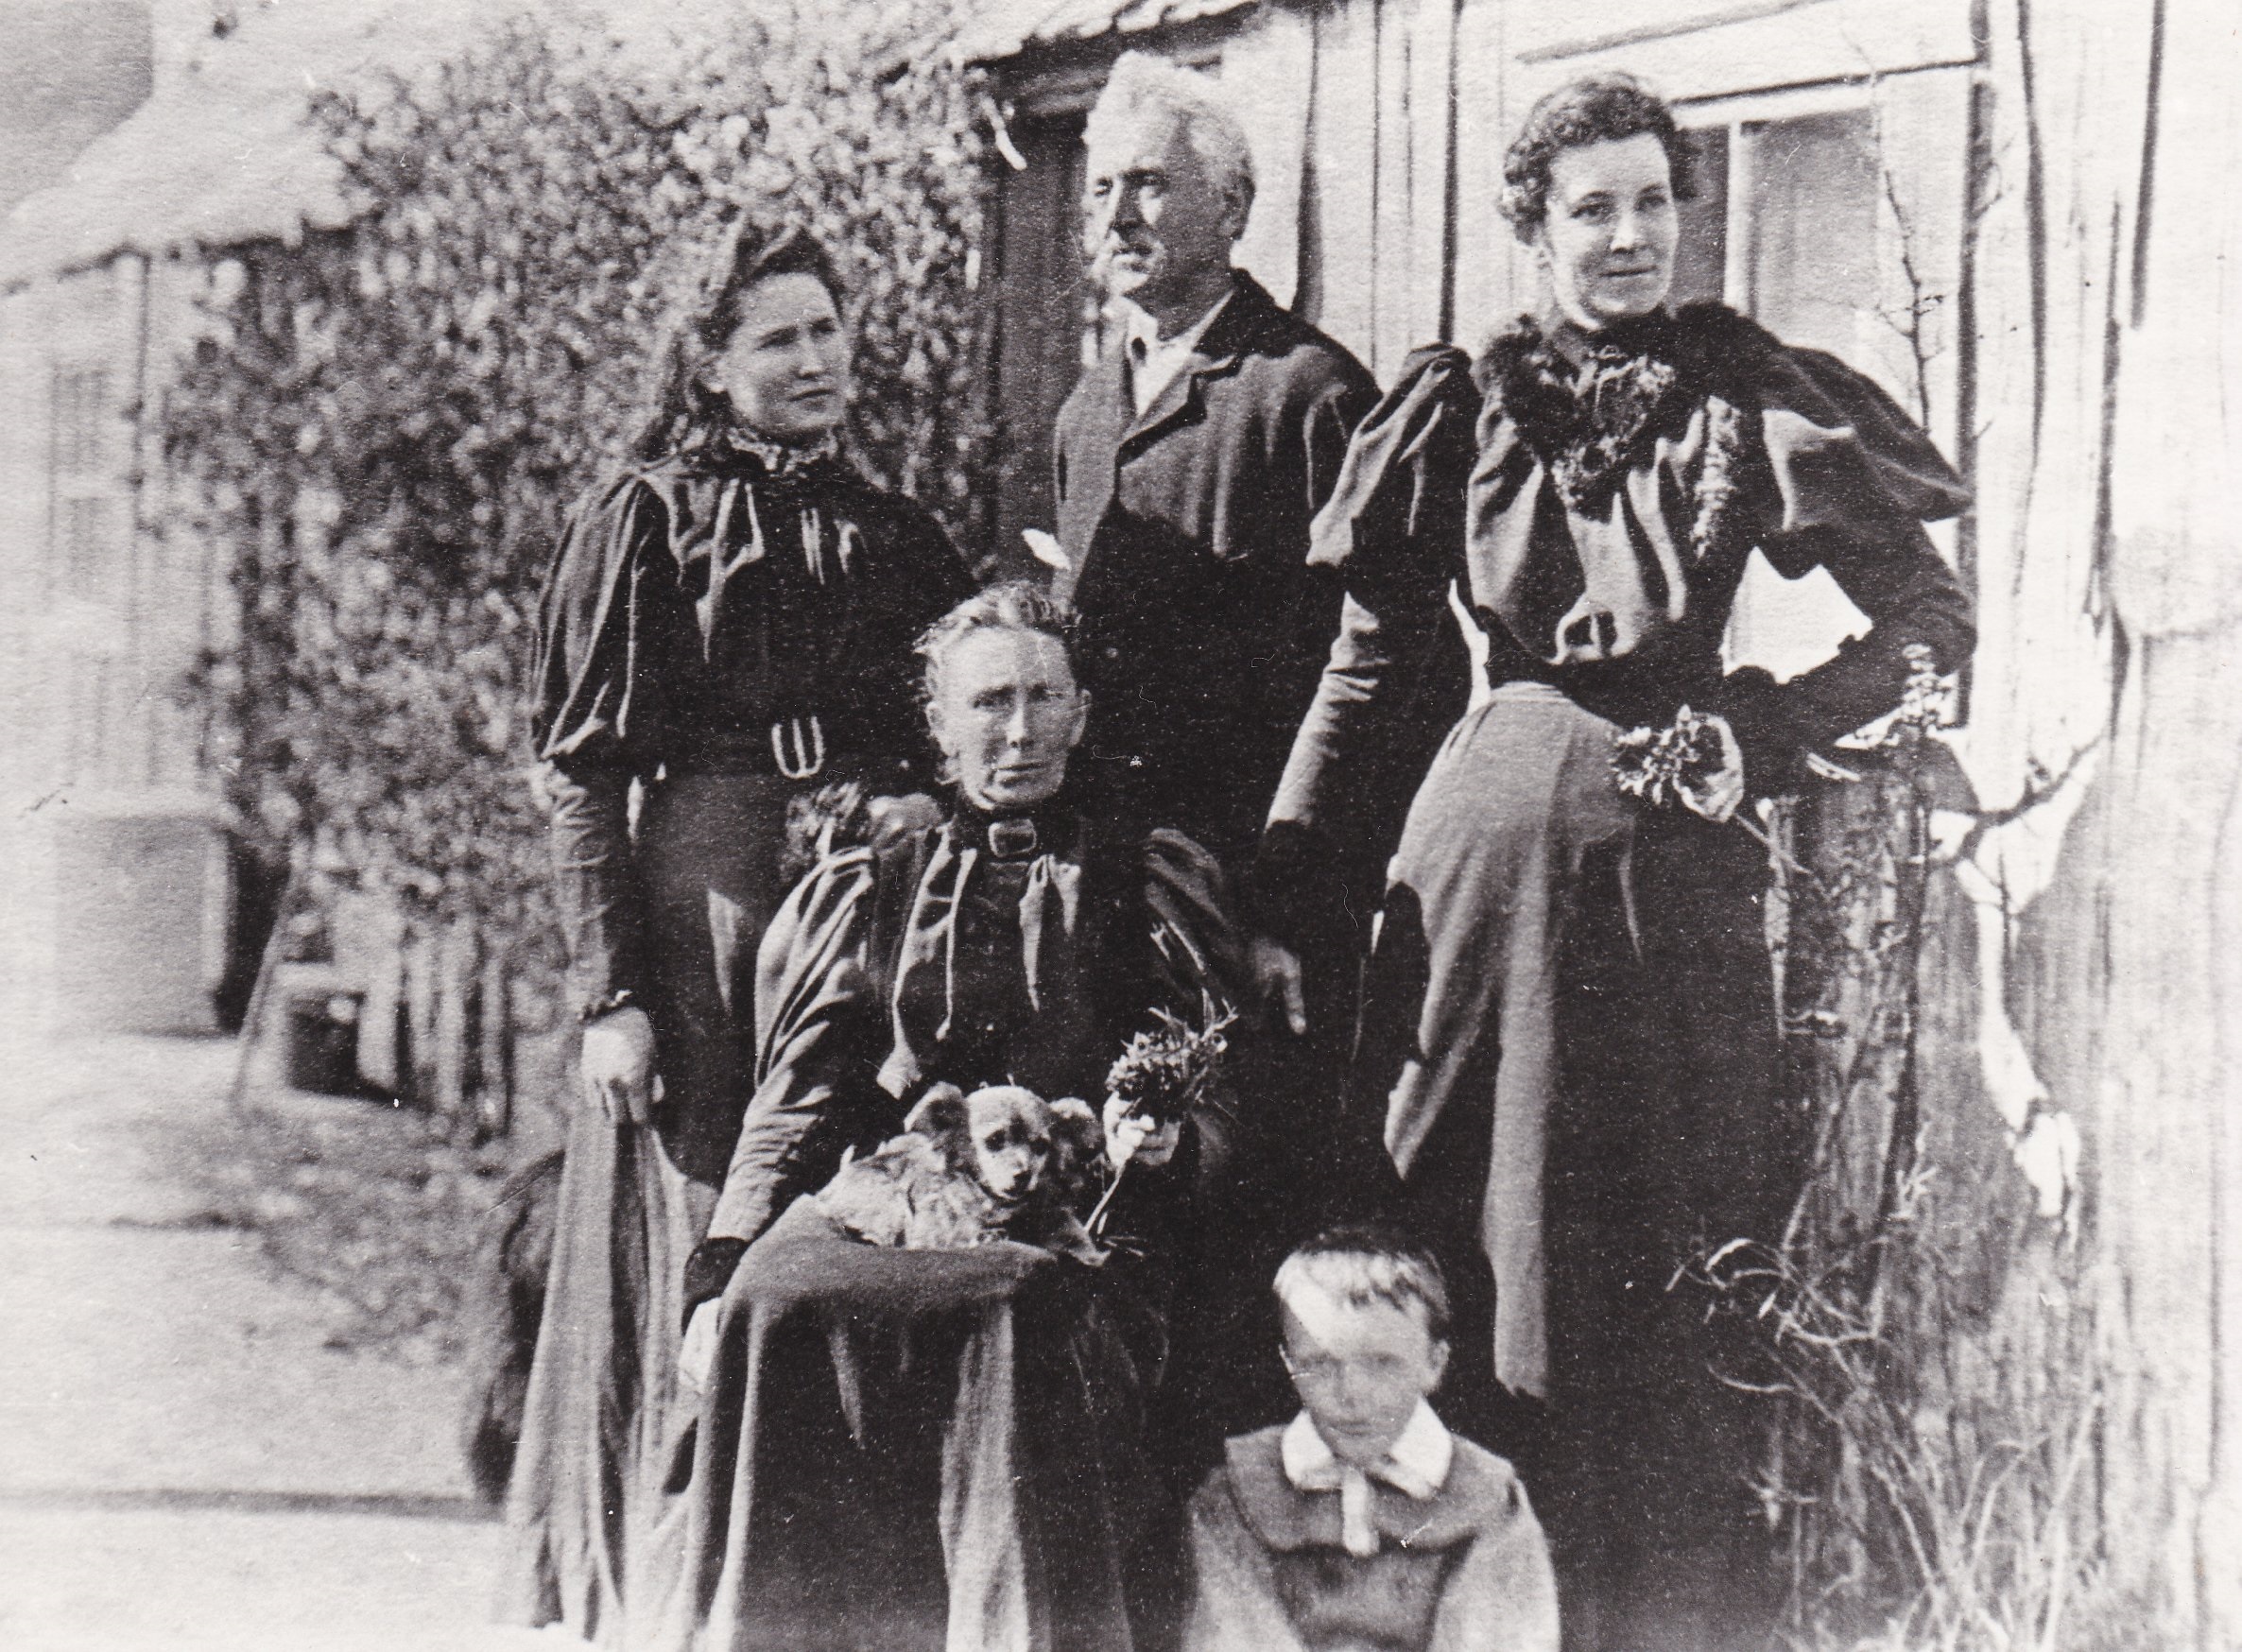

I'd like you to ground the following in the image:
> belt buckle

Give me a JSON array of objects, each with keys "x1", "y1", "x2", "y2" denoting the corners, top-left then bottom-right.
[{"x1": 772, "y1": 715, "x2": 826, "y2": 781}]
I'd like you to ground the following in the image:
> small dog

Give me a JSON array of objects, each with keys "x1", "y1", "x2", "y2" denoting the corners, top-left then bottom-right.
[{"x1": 814, "y1": 1083, "x2": 1105, "y2": 1259}]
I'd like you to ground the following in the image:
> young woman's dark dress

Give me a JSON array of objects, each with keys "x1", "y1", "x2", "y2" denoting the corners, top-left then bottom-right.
[
  {"x1": 1267, "y1": 303, "x2": 1975, "y2": 1649},
  {"x1": 500, "y1": 432, "x2": 971, "y2": 1647}
]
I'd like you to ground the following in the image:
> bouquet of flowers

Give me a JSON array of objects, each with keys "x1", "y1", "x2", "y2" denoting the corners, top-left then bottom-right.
[
  {"x1": 1087, "y1": 1005, "x2": 1233, "y2": 1236},
  {"x1": 1612, "y1": 704, "x2": 1808, "y2": 878},
  {"x1": 1611, "y1": 705, "x2": 1726, "y2": 808},
  {"x1": 1106, "y1": 1006, "x2": 1233, "y2": 1127}
]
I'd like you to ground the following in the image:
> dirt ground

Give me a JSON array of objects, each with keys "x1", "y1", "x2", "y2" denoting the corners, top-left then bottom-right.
[{"x1": 0, "y1": 1030, "x2": 575, "y2": 1652}]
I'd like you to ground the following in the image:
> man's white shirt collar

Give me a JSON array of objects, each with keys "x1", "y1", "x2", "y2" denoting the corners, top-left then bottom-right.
[
  {"x1": 1280, "y1": 1402, "x2": 1455, "y2": 1557},
  {"x1": 1122, "y1": 287, "x2": 1232, "y2": 416}
]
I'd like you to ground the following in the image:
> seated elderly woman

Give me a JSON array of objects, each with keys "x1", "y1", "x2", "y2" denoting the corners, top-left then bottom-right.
[{"x1": 674, "y1": 581, "x2": 1250, "y2": 1652}]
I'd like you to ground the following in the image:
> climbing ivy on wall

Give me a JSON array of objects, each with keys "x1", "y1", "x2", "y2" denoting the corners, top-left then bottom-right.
[{"x1": 166, "y1": 9, "x2": 990, "y2": 996}]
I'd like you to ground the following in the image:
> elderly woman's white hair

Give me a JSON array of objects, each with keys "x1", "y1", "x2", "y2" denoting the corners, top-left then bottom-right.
[{"x1": 1084, "y1": 51, "x2": 1256, "y2": 223}]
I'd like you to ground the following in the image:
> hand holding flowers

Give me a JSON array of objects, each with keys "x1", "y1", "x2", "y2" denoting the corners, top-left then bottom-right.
[
  {"x1": 1088, "y1": 1006, "x2": 1233, "y2": 1235},
  {"x1": 1613, "y1": 704, "x2": 1805, "y2": 876},
  {"x1": 1612, "y1": 705, "x2": 1746, "y2": 821}
]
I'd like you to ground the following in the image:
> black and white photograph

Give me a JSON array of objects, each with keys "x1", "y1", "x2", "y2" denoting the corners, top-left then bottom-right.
[{"x1": 0, "y1": 0, "x2": 2232, "y2": 1647}]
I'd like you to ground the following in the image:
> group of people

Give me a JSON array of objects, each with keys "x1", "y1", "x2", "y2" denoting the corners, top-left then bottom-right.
[{"x1": 496, "y1": 52, "x2": 1974, "y2": 1652}]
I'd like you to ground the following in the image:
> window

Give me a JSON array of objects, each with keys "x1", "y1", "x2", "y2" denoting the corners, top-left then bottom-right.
[
  {"x1": 1680, "y1": 108, "x2": 1894, "y2": 361},
  {"x1": 53, "y1": 367, "x2": 112, "y2": 475},
  {"x1": 1735, "y1": 111, "x2": 1882, "y2": 365},
  {"x1": 49, "y1": 361, "x2": 129, "y2": 610},
  {"x1": 1671, "y1": 125, "x2": 1729, "y2": 307},
  {"x1": 60, "y1": 496, "x2": 118, "y2": 602},
  {"x1": 1680, "y1": 87, "x2": 1957, "y2": 415}
]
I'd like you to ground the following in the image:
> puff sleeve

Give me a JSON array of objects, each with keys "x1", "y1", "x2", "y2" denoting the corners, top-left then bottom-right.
[
  {"x1": 1710, "y1": 343, "x2": 1975, "y2": 784},
  {"x1": 529, "y1": 478, "x2": 680, "y2": 1016},
  {"x1": 1144, "y1": 827, "x2": 1250, "y2": 1019},
  {"x1": 702, "y1": 845, "x2": 894, "y2": 1255},
  {"x1": 530, "y1": 476, "x2": 681, "y2": 770},
  {"x1": 1258, "y1": 348, "x2": 1479, "y2": 937}
]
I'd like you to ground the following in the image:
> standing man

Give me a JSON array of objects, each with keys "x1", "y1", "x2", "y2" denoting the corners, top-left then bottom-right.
[
  {"x1": 1053, "y1": 52, "x2": 1379, "y2": 966},
  {"x1": 1049, "y1": 54, "x2": 1401, "y2": 1528}
]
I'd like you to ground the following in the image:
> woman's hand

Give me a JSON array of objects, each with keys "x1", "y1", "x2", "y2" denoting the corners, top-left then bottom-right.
[
  {"x1": 1250, "y1": 936, "x2": 1309, "y2": 1037},
  {"x1": 1103, "y1": 1094, "x2": 1181, "y2": 1173},
  {"x1": 1679, "y1": 713, "x2": 1746, "y2": 824},
  {"x1": 581, "y1": 1006, "x2": 658, "y2": 1126},
  {"x1": 680, "y1": 1299, "x2": 721, "y2": 1392}
]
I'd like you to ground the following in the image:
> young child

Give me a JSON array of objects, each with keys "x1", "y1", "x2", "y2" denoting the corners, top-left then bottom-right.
[{"x1": 1182, "y1": 1225, "x2": 1560, "y2": 1651}]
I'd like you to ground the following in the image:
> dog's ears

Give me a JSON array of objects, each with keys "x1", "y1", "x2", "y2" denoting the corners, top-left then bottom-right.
[
  {"x1": 1047, "y1": 1096, "x2": 1103, "y2": 1160},
  {"x1": 905, "y1": 1082, "x2": 970, "y2": 1138},
  {"x1": 1048, "y1": 1095, "x2": 1097, "y2": 1130}
]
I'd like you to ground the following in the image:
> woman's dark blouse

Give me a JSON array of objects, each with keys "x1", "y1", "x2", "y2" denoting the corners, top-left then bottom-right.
[
  {"x1": 530, "y1": 442, "x2": 974, "y2": 1014},
  {"x1": 1267, "y1": 303, "x2": 1975, "y2": 861},
  {"x1": 703, "y1": 801, "x2": 1243, "y2": 1253}
]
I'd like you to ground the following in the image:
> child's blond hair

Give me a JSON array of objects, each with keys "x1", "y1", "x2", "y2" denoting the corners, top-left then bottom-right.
[{"x1": 1273, "y1": 1222, "x2": 1451, "y2": 1343}]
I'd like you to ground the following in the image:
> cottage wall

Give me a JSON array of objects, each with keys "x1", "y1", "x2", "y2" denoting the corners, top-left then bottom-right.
[
  {"x1": 1970, "y1": 0, "x2": 2242, "y2": 1635},
  {"x1": 0, "y1": 0, "x2": 532, "y2": 1041}
]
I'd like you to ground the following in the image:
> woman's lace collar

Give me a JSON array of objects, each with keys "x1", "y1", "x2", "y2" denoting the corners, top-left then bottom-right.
[
  {"x1": 1480, "y1": 303, "x2": 1768, "y2": 510},
  {"x1": 678, "y1": 422, "x2": 840, "y2": 478},
  {"x1": 1481, "y1": 310, "x2": 1692, "y2": 509}
]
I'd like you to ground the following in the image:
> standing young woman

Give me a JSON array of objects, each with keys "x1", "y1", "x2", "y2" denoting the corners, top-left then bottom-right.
[
  {"x1": 501, "y1": 222, "x2": 973, "y2": 1646},
  {"x1": 1259, "y1": 77, "x2": 1975, "y2": 1650}
]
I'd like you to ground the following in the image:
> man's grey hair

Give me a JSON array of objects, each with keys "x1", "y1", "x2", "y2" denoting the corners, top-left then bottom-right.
[{"x1": 1084, "y1": 51, "x2": 1256, "y2": 223}]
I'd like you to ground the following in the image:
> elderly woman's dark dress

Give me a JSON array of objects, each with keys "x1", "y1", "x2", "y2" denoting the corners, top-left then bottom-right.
[
  {"x1": 1266, "y1": 303, "x2": 1973, "y2": 1644},
  {"x1": 500, "y1": 433, "x2": 970, "y2": 1646},
  {"x1": 679, "y1": 793, "x2": 1248, "y2": 1652}
]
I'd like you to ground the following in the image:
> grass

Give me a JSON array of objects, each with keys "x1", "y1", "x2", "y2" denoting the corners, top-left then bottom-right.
[
  {"x1": 1680, "y1": 728, "x2": 2112, "y2": 1652},
  {"x1": 183, "y1": 1083, "x2": 532, "y2": 1365},
  {"x1": 1686, "y1": 1159, "x2": 2104, "y2": 1652}
]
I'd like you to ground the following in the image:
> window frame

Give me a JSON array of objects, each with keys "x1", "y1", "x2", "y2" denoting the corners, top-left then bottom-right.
[{"x1": 1675, "y1": 68, "x2": 1975, "y2": 456}]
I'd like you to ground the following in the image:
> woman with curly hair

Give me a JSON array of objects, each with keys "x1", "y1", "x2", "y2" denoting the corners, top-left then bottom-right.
[
  {"x1": 500, "y1": 220, "x2": 973, "y2": 1647},
  {"x1": 1257, "y1": 75, "x2": 1975, "y2": 1648}
]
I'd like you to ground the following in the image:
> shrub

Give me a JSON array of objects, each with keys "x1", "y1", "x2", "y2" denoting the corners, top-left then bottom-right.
[{"x1": 165, "y1": 7, "x2": 992, "y2": 1111}]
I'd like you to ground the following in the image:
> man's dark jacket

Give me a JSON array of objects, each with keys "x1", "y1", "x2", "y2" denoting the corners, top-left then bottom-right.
[{"x1": 1053, "y1": 270, "x2": 1377, "y2": 874}]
